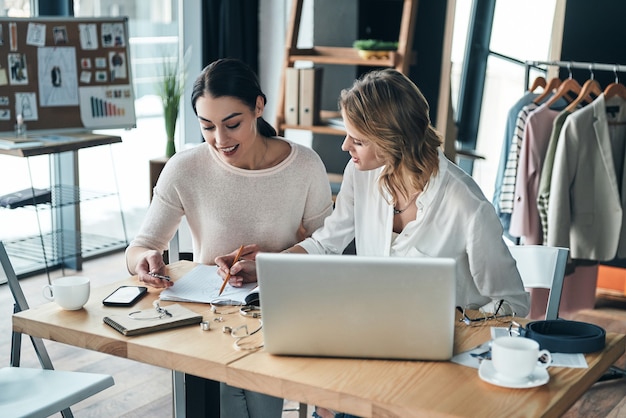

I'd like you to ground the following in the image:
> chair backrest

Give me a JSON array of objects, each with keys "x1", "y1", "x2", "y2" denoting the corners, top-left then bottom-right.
[
  {"x1": 508, "y1": 245, "x2": 569, "y2": 320},
  {"x1": 0, "y1": 240, "x2": 114, "y2": 418},
  {"x1": 0, "y1": 240, "x2": 54, "y2": 369}
]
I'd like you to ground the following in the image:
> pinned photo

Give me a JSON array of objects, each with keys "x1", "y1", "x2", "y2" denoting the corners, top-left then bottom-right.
[
  {"x1": 95, "y1": 70, "x2": 107, "y2": 82},
  {"x1": 53, "y1": 26, "x2": 68, "y2": 44},
  {"x1": 8, "y1": 53, "x2": 28, "y2": 85},
  {"x1": 80, "y1": 70, "x2": 92, "y2": 84},
  {"x1": 26, "y1": 22, "x2": 46, "y2": 47},
  {"x1": 78, "y1": 23, "x2": 98, "y2": 50},
  {"x1": 95, "y1": 57, "x2": 107, "y2": 68},
  {"x1": 9, "y1": 22, "x2": 17, "y2": 51},
  {"x1": 109, "y1": 51, "x2": 126, "y2": 80},
  {"x1": 37, "y1": 47, "x2": 79, "y2": 107},
  {"x1": 101, "y1": 22, "x2": 126, "y2": 47},
  {"x1": 15, "y1": 92, "x2": 38, "y2": 121}
]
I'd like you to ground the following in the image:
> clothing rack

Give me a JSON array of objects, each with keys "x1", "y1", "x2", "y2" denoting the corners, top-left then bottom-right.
[{"x1": 524, "y1": 60, "x2": 626, "y2": 90}]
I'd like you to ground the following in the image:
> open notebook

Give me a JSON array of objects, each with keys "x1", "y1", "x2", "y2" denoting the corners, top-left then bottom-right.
[
  {"x1": 256, "y1": 253, "x2": 457, "y2": 361},
  {"x1": 159, "y1": 264, "x2": 258, "y2": 304}
]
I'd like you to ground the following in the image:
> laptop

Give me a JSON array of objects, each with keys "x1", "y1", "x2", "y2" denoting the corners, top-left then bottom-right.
[{"x1": 256, "y1": 253, "x2": 456, "y2": 361}]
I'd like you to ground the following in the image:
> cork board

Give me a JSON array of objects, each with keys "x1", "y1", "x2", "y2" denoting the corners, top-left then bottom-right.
[{"x1": 0, "y1": 16, "x2": 136, "y2": 134}]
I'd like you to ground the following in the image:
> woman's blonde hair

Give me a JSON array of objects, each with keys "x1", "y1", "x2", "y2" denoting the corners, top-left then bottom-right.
[{"x1": 339, "y1": 69, "x2": 442, "y2": 202}]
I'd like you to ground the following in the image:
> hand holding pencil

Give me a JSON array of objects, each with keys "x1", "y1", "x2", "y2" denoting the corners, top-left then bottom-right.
[
  {"x1": 218, "y1": 245, "x2": 245, "y2": 296},
  {"x1": 215, "y1": 244, "x2": 261, "y2": 288}
]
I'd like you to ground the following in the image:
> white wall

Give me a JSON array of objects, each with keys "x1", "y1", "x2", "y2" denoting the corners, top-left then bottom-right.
[
  {"x1": 180, "y1": 0, "x2": 203, "y2": 146},
  {"x1": 259, "y1": 0, "x2": 315, "y2": 129},
  {"x1": 259, "y1": 0, "x2": 354, "y2": 153}
]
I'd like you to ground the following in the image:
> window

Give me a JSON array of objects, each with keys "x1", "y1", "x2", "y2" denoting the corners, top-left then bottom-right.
[{"x1": 451, "y1": 0, "x2": 557, "y2": 199}]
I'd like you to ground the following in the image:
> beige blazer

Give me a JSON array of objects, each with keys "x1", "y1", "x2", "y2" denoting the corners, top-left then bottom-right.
[{"x1": 547, "y1": 94, "x2": 626, "y2": 260}]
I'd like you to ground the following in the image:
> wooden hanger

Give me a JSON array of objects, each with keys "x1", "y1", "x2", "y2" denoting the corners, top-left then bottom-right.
[
  {"x1": 604, "y1": 82, "x2": 626, "y2": 100},
  {"x1": 528, "y1": 76, "x2": 546, "y2": 93},
  {"x1": 533, "y1": 77, "x2": 561, "y2": 104},
  {"x1": 544, "y1": 77, "x2": 581, "y2": 107},
  {"x1": 565, "y1": 78, "x2": 602, "y2": 113}
]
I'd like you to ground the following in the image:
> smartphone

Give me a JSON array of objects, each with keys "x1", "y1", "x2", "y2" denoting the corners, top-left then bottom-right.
[{"x1": 102, "y1": 285, "x2": 148, "y2": 307}]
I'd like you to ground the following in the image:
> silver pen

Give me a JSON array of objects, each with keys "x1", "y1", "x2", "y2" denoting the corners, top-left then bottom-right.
[{"x1": 149, "y1": 272, "x2": 171, "y2": 282}]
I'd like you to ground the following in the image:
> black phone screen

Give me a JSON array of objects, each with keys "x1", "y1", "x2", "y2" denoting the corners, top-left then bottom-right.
[{"x1": 102, "y1": 286, "x2": 148, "y2": 307}]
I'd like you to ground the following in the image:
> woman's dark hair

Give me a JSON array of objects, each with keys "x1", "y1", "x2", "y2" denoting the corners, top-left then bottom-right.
[{"x1": 191, "y1": 58, "x2": 277, "y2": 137}]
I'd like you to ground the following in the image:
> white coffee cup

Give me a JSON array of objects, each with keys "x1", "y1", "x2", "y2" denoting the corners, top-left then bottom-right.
[
  {"x1": 42, "y1": 276, "x2": 91, "y2": 310},
  {"x1": 491, "y1": 336, "x2": 552, "y2": 381}
]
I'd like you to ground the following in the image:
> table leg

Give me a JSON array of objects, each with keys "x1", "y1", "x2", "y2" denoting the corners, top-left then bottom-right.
[
  {"x1": 51, "y1": 151, "x2": 81, "y2": 270},
  {"x1": 172, "y1": 370, "x2": 186, "y2": 417}
]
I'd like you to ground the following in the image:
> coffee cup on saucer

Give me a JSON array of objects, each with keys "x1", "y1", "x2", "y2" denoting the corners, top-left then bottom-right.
[
  {"x1": 491, "y1": 336, "x2": 551, "y2": 382},
  {"x1": 42, "y1": 275, "x2": 91, "y2": 310}
]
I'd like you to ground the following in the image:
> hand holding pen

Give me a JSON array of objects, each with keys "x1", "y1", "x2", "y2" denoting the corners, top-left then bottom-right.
[
  {"x1": 138, "y1": 269, "x2": 173, "y2": 289},
  {"x1": 149, "y1": 272, "x2": 171, "y2": 282}
]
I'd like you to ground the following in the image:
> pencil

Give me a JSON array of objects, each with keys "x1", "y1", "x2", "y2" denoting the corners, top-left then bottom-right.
[{"x1": 218, "y1": 245, "x2": 244, "y2": 296}]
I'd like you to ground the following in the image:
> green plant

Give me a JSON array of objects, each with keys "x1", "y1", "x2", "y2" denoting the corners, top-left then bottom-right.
[
  {"x1": 157, "y1": 49, "x2": 189, "y2": 157},
  {"x1": 352, "y1": 39, "x2": 398, "y2": 51}
]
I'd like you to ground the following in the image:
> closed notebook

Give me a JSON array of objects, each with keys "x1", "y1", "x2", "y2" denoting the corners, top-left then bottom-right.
[{"x1": 103, "y1": 303, "x2": 203, "y2": 336}]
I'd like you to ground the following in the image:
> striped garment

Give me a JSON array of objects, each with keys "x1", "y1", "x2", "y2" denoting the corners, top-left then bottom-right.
[{"x1": 498, "y1": 102, "x2": 539, "y2": 214}]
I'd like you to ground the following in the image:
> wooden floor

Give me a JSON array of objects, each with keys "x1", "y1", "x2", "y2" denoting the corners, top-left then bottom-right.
[{"x1": 1, "y1": 251, "x2": 625, "y2": 418}]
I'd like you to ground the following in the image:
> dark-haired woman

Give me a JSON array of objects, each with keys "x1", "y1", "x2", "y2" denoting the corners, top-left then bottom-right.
[{"x1": 126, "y1": 58, "x2": 333, "y2": 417}]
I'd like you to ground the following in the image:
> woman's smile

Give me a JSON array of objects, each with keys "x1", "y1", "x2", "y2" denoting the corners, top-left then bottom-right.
[{"x1": 219, "y1": 144, "x2": 239, "y2": 155}]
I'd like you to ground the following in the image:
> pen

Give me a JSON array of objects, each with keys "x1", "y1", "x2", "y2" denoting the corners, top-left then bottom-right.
[
  {"x1": 149, "y1": 272, "x2": 171, "y2": 282},
  {"x1": 494, "y1": 299, "x2": 504, "y2": 317},
  {"x1": 219, "y1": 245, "x2": 244, "y2": 296}
]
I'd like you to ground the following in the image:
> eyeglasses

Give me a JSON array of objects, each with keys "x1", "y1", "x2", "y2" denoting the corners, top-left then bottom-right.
[
  {"x1": 457, "y1": 300, "x2": 515, "y2": 327},
  {"x1": 128, "y1": 301, "x2": 172, "y2": 320},
  {"x1": 222, "y1": 321, "x2": 264, "y2": 351},
  {"x1": 210, "y1": 298, "x2": 244, "y2": 315}
]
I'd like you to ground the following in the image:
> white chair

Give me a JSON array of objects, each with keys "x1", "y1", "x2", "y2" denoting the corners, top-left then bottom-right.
[
  {"x1": 508, "y1": 244, "x2": 626, "y2": 381},
  {"x1": 507, "y1": 245, "x2": 569, "y2": 320},
  {"x1": 0, "y1": 241, "x2": 114, "y2": 418}
]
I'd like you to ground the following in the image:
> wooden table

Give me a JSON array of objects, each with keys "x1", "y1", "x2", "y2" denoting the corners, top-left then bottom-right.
[
  {"x1": 0, "y1": 132, "x2": 122, "y2": 158},
  {"x1": 13, "y1": 261, "x2": 626, "y2": 418}
]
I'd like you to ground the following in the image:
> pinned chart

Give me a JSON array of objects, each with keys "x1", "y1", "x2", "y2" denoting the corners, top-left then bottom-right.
[
  {"x1": 79, "y1": 85, "x2": 135, "y2": 129},
  {"x1": 90, "y1": 96, "x2": 126, "y2": 117}
]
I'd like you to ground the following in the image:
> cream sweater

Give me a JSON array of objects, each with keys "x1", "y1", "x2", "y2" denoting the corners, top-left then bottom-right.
[{"x1": 129, "y1": 140, "x2": 333, "y2": 264}]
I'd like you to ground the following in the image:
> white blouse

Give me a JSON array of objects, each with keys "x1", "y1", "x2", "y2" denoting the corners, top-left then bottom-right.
[{"x1": 299, "y1": 150, "x2": 530, "y2": 316}]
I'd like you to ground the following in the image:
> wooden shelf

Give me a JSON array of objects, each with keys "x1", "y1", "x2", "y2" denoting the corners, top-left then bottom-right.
[
  {"x1": 281, "y1": 123, "x2": 345, "y2": 136},
  {"x1": 280, "y1": 110, "x2": 346, "y2": 136},
  {"x1": 288, "y1": 46, "x2": 397, "y2": 67},
  {"x1": 4, "y1": 231, "x2": 127, "y2": 277},
  {"x1": 276, "y1": 0, "x2": 418, "y2": 139}
]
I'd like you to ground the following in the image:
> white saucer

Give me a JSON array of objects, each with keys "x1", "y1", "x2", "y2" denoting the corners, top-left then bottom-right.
[{"x1": 478, "y1": 361, "x2": 549, "y2": 389}]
